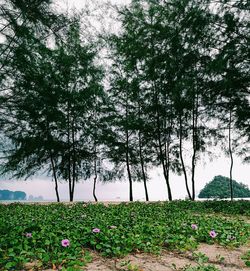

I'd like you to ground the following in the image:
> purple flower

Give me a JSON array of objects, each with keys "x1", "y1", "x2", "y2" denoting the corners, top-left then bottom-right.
[
  {"x1": 61, "y1": 239, "x2": 70, "y2": 247},
  {"x1": 191, "y1": 224, "x2": 198, "y2": 230},
  {"x1": 26, "y1": 232, "x2": 32, "y2": 238},
  {"x1": 92, "y1": 228, "x2": 101, "y2": 233},
  {"x1": 209, "y1": 230, "x2": 217, "y2": 238}
]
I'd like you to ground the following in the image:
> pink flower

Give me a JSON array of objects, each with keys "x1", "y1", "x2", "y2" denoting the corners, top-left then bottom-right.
[
  {"x1": 26, "y1": 232, "x2": 32, "y2": 238},
  {"x1": 61, "y1": 239, "x2": 70, "y2": 247},
  {"x1": 191, "y1": 224, "x2": 198, "y2": 230},
  {"x1": 92, "y1": 228, "x2": 100, "y2": 233},
  {"x1": 209, "y1": 230, "x2": 217, "y2": 238}
]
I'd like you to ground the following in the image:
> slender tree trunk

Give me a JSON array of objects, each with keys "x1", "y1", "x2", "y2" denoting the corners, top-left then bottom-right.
[
  {"x1": 139, "y1": 130, "x2": 149, "y2": 201},
  {"x1": 71, "y1": 115, "x2": 76, "y2": 202},
  {"x1": 49, "y1": 153, "x2": 60, "y2": 202},
  {"x1": 67, "y1": 101, "x2": 73, "y2": 202},
  {"x1": 93, "y1": 96, "x2": 98, "y2": 202},
  {"x1": 229, "y1": 108, "x2": 234, "y2": 201},
  {"x1": 93, "y1": 157, "x2": 98, "y2": 202},
  {"x1": 45, "y1": 119, "x2": 60, "y2": 203},
  {"x1": 137, "y1": 100, "x2": 149, "y2": 201},
  {"x1": 126, "y1": 129, "x2": 133, "y2": 201},
  {"x1": 71, "y1": 175, "x2": 76, "y2": 202},
  {"x1": 164, "y1": 138, "x2": 171, "y2": 193},
  {"x1": 164, "y1": 116, "x2": 172, "y2": 201},
  {"x1": 152, "y1": 79, "x2": 172, "y2": 200},
  {"x1": 179, "y1": 115, "x2": 192, "y2": 200},
  {"x1": 70, "y1": 172, "x2": 75, "y2": 202},
  {"x1": 191, "y1": 94, "x2": 198, "y2": 201},
  {"x1": 155, "y1": 94, "x2": 172, "y2": 201},
  {"x1": 149, "y1": 21, "x2": 172, "y2": 201},
  {"x1": 68, "y1": 175, "x2": 73, "y2": 201},
  {"x1": 191, "y1": 138, "x2": 196, "y2": 201},
  {"x1": 125, "y1": 84, "x2": 133, "y2": 202},
  {"x1": 157, "y1": 126, "x2": 172, "y2": 200}
]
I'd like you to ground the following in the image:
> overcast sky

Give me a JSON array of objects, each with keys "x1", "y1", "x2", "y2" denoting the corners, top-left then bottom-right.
[
  {"x1": 1, "y1": 0, "x2": 250, "y2": 201},
  {"x1": 1, "y1": 155, "x2": 250, "y2": 201}
]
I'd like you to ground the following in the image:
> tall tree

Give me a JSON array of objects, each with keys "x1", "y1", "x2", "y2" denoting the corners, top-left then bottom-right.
[
  {"x1": 0, "y1": 17, "x2": 105, "y2": 202},
  {"x1": 109, "y1": 0, "x2": 216, "y2": 200},
  {"x1": 205, "y1": 0, "x2": 250, "y2": 200}
]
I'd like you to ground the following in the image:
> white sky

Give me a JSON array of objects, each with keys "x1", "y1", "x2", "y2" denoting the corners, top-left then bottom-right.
[{"x1": 0, "y1": 0, "x2": 250, "y2": 201}]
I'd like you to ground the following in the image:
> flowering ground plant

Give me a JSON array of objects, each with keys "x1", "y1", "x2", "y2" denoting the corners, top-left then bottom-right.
[{"x1": 0, "y1": 201, "x2": 249, "y2": 270}]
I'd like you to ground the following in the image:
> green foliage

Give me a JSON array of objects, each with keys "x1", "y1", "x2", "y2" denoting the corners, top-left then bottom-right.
[
  {"x1": 0, "y1": 201, "x2": 249, "y2": 270},
  {"x1": 242, "y1": 250, "x2": 250, "y2": 267},
  {"x1": 178, "y1": 251, "x2": 219, "y2": 270},
  {"x1": 198, "y1": 176, "x2": 250, "y2": 199},
  {"x1": 180, "y1": 264, "x2": 220, "y2": 271}
]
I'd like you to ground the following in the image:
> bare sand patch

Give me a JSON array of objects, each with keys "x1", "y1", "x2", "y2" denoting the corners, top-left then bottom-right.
[
  {"x1": 27, "y1": 243, "x2": 249, "y2": 270},
  {"x1": 83, "y1": 244, "x2": 250, "y2": 271}
]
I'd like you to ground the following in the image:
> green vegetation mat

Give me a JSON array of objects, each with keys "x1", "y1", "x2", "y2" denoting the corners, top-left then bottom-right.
[{"x1": 0, "y1": 201, "x2": 249, "y2": 270}]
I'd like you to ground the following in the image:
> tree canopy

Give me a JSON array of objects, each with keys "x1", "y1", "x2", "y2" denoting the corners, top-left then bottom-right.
[{"x1": 0, "y1": 0, "x2": 249, "y2": 201}]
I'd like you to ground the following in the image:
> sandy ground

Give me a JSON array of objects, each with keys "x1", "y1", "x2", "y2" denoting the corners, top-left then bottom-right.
[
  {"x1": 34, "y1": 243, "x2": 250, "y2": 271},
  {"x1": 82, "y1": 244, "x2": 250, "y2": 271}
]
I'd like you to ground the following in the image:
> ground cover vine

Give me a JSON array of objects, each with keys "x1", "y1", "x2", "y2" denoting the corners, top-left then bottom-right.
[{"x1": 0, "y1": 201, "x2": 249, "y2": 270}]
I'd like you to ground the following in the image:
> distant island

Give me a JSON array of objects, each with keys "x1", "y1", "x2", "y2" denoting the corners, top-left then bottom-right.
[
  {"x1": 28, "y1": 195, "x2": 44, "y2": 201},
  {"x1": 0, "y1": 189, "x2": 26, "y2": 200},
  {"x1": 198, "y1": 175, "x2": 250, "y2": 199},
  {"x1": 0, "y1": 190, "x2": 44, "y2": 201}
]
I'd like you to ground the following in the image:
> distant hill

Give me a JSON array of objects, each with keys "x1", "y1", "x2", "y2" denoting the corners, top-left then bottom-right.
[
  {"x1": 0, "y1": 189, "x2": 26, "y2": 200},
  {"x1": 198, "y1": 175, "x2": 250, "y2": 199},
  {"x1": 28, "y1": 195, "x2": 44, "y2": 201}
]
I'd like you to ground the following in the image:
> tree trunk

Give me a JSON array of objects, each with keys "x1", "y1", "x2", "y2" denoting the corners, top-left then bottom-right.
[
  {"x1": 229, "y1": 108, "x2": 234, "y2": 201},
  {"x1": 164, "y1": 139, "x2": 171, "y2": 196},
  {"x1": 93, "y1": 159, "x2": 98, "y2": 202},
  {"x1": 50, "y1": 153, "x2": 60, "y2": 202},
  {"x1": 191, "y1": 94, "x2": 198, "y2": 201},
  {"x1": 155, "y1": 97, "x2": 172, "y2": 201},
  {"x1": 126, "y1": 129, "x2": 133, "y2": 201},
  {"x1": 71, "y1": 175, "x2": 75, "y2": 202},
  {"x1": 152, "y1": 80, "x2": 172, "y2": 201},
  {"x1": 71, "y1": 115, "x2": 76, "y2": 202},
  {"x1": 157, "y1": 133, "x2": 172, "y2": 201},
  {"x1": 191, "y1": 150, "x2": 196, "y2": 201},
  {"x1": 139, "y1": 130, "x2": 149, "y2": 201},
  {"x1": 69, "y1": 183, "x2": 73, "y2": 202},
  {"x1": 67, "y1": 101, "x2": 73, "y2": 202},
  {"x1": 46, "y1": 118, "x2": 60, "y2": 203},
  {"x1": 179, "y1": 116, "x2": 192, "y2": 200},
  {"x1": 164, "y1": 117, "x2": 172, "y2": 201},
  {"x1": 125, "y1": 84, "x2": 133, "y2": 202},
  {"x1": 149, "y1": 22, "x2": 172, "y2": 201}
]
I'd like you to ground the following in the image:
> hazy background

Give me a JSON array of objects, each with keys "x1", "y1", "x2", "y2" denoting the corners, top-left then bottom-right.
[
  {"x1": 1, "y1": 153, "x2": 249, "y2": 201},
  {"x1": 0, "y1": 0, "x2": 249, "y2": 201}
]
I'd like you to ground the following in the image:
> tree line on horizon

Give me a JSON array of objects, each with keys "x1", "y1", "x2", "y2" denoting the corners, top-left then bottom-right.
[{"x1": 0, "y1": 0, "x2": 249, "y2": 202}]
